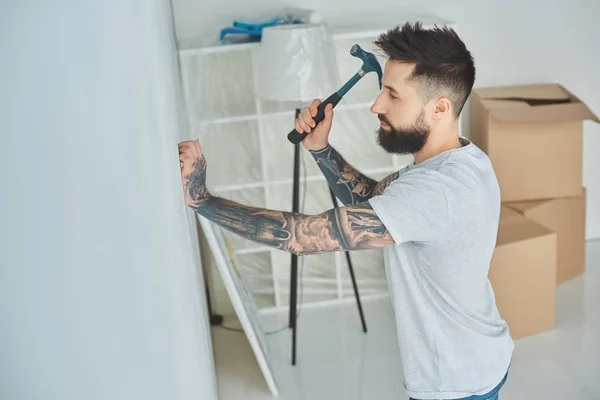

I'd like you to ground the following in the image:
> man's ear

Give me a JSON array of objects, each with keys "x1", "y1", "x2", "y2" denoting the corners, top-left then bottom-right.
[{"x1": 432, "y1": 97, "x2": 452, "y2": 120}]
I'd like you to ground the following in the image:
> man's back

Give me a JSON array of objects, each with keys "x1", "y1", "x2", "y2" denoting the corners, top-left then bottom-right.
[{"x1": 369, "y1": 138, "x2": 514, "y2": 399}]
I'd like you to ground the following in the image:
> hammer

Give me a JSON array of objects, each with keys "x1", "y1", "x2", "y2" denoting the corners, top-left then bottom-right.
[{"x1": 287, "y1": 44, "x2": 383, "y2": 144}]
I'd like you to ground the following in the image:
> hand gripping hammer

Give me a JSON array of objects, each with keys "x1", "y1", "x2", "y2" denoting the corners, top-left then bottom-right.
[{"x1": 287, "y1": 44, "x2": 383, "y2": 144}]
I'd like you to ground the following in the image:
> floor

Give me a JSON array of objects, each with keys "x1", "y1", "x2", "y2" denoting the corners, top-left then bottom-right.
[{"x1": 210, "y1": 240, "x2": 600, "y2": 400}]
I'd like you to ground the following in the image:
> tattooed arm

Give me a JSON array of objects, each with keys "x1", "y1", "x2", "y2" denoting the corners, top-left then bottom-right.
[
  {"x1": 309, "y1": 144, "x2": 379, "y2": 205},
  {"x1": 295, "y1": 99, "x2": 398, "y2": 204},
  {"x1": 311, "y1": 145, "x2": 403, "y2": 203},
  {"x1": 178, "y1": 141, "x2": 394, "y2": 256},
  {"x1": 192, "y1": 197, "x2": 392, "y2": 256},
  {"x1": 294, "y1": 100, "x2": 378, "y2": 205}
]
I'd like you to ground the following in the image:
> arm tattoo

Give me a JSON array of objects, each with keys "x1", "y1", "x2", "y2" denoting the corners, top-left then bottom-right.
[
  {"x1": 309, "y1": 144, "x2": 378, "y2": 205},
  {"x1": 187, "y1": 156, "x2": 209, "y2": 202},
  {"x1": 373, "y1": 171, "x2": 400, "y2": 196},
  {"x1": 183, "y1": 148, "x2": 394, "y2": 256},
  {"x1": 191, "y1": 198, "x2": 393, "y2": 256}
]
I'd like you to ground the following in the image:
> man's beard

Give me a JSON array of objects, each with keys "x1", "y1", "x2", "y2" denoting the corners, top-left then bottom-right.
[{"x1": 376, "y1": 110, "x2": 430, "y2": 154}]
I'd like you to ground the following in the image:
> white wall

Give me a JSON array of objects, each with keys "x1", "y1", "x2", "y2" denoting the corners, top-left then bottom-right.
[
  {"x1": 172, "y1": 0, "x2": 600, "y2": 240},
  {"x1": 0, "y1": 1, "x2": 217, "y2": 399}
]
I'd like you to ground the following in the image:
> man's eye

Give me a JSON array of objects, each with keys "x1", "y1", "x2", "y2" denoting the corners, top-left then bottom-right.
[{"x1": 389, "y1": 94, "x2": 398, "y2": 100}]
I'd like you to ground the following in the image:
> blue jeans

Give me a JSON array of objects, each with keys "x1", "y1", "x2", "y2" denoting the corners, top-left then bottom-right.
[
  {"x1": 410, "y1": 394, "x2": 497, "y2": 400},
  {"x1": 409, "y1": 370, "x2": 507, "y2": 400},
  {"x1": 410, "y1": 393, "x2": 498, "y2": 400}
]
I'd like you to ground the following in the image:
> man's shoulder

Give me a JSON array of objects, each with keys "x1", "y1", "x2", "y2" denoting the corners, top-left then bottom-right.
[
  {"x1": 436, "y1": 143, "x2": 495, "y2": 180},
  {"x1": 381, "y1": 143, "x2": 496, "y2": 192}
]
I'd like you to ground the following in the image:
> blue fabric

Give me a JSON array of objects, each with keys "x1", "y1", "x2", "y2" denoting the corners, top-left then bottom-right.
[{"x1": 409, "y1": 369, "x2": 508, "y2": 400}]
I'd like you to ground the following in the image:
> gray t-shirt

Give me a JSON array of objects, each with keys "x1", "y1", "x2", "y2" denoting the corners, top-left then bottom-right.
[{"x1": 368, "y1": 138, "x2": 514, "y2": 400}]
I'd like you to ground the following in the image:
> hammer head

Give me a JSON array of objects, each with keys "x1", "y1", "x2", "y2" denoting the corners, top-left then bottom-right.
[{"x1": 351, "y1": 44, "x2": 382, "y2": 89}]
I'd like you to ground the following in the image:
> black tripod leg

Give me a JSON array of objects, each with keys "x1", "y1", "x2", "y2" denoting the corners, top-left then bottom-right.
[
  {"x1": 290, "y1": 251, "x2": 298, "y2": 365},
  {"x1": 289, "y1": 109, "x2": 301, "y2": 365},
  {"x1": 328, "y1": 189, "x2": 368, "y2": 333}
]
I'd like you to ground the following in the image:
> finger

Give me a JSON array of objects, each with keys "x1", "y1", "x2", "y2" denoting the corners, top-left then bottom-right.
[
  {"x1": 179, "y1": 148, "x2": 194, "y2": 161},
  {"x1": 179, "y1": 153, "x2": 192, "y2": 164},
  {"x1": 296, "y1": 113, "x2": 306, "y2": 131},
  {"x1": 295, "y1": 120, "x2": 304, "y2": 134},
  {"x1": 302, "y1": 107, "x2": 315, "y2": 128},
  {"x1": 324, "y1": 103, "x2": 334, "y2": 119},
  {"x1": 302, "y1": 106, "x2": 312, "y2": 123},
  {"x1": 299, "y1": 113, "x2": 311, "y2": 132},
  {"x1": 179, "y1": 143, "x2": 193, "y2": 154},
  {"x1": 185, "y1": 141, "x2": 201, "y2": 161},
  {"x1": 188, "y1": 141, "x2": 199, "y2": 159},
  {"x1": 310, "y1": 99, "x2": 321, "y2": 116},
  {"x1": 322, "y1": 103, "x2": 334, "y2": 129}
]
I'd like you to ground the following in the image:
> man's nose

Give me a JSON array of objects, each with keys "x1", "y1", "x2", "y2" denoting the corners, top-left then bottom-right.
[{"x1": 370, "y1": 93, "x2": 385, "y2": 114}]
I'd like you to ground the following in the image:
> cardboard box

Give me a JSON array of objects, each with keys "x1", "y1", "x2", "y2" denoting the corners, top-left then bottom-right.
[
  {"x1": 505, "y1": 188, "x2": 586, "y2": 284},
  {"x1": 489, "y1": 207, "x2": 557, "y2": 339},
  {"x1": 470, "y1": 83, "x2": 598, "y2": 202}
]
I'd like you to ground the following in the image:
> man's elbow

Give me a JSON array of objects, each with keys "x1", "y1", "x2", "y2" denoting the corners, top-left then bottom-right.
[
  {"x1": 289, "y1": 247, "x2": 303, "y2": 257},
  {"x1": 287, "y1": 246, "x2": 332, "y2": 257},
  {"x1": 289, "y1": 247, "x2": 318, "y2": 257}
]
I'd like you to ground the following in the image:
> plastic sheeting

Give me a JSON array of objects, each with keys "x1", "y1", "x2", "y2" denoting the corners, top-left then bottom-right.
[
  {"x1": 178, "y1": 25, "x2": 410, "y2": 311},
  {"x1": 255, "y1": 23, "x2": 339, "y2": 102}
]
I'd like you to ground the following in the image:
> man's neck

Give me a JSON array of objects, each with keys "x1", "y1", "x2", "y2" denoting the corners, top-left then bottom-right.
[{"x1": 413, "y1": 125, "x2": 462, "y2": 164}]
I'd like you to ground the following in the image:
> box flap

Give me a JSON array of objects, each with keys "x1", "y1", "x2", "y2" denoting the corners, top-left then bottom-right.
[
  {"x1": 481, "y1": 100, "x2": 530, "y2": 110},
  {"x1": 474, "y1": 84, "x2": 600, "y2": 124},
  {"x1": 475, "y1": 84, "x2": 571, "y2": 101},
  {"x1": 505, "y1": 199, "x2": 548, "y2": 214},
  {"x1": 505, "y1": 186, "x2": 586, "y2": 226},
  {"x1": 499, "y1": 206, "x2": 524, "y2": 225},
  {"x1": 497, "y1": 219, "x2": 555, "y2": 247},
  {"x1": 489, "y1": 102, "x2": 599, "y2": 124}
]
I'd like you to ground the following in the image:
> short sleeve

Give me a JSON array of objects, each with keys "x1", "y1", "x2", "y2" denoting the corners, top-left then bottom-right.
[{"x1": 368, "y1": 170, "x2": 450, "y2": 244}]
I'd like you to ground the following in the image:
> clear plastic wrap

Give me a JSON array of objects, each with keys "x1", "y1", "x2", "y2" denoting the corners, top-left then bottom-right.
[
  {"x1": 255, "y1": 23, "x2": 339, "y2": 102},
  {"x1": 181, "y1": 49, "x2": 257, "y2": 123}
]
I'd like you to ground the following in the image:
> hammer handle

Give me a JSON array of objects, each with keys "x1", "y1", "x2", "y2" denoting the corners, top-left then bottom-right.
[{"x1": 287, "y1": 92, "x2": 342, "y2": 144}]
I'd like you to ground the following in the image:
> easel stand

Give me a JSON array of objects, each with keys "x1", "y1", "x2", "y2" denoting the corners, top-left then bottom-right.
[{"x1": 288, "y1": 108, "x2": 367, "y2": 366}]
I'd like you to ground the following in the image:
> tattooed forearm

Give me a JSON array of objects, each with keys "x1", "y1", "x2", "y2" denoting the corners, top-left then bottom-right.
[
  {"x1": 187, "y1": 157, "x2": 209, "y2": 203},
  {"x1": 309, "y1": 144, "x2": 378, "y2": 205},
  {"x1": 192, "y1": 197, "x2": 393, "y2": 256}
]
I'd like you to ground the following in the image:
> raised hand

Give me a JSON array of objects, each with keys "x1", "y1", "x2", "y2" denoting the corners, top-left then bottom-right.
[
  {"x1": 295, "y1": 99, "x2": 334, "y2": 151},
  {"x1": 179, "y1": 140, "x2": 209, "y2": 208}
]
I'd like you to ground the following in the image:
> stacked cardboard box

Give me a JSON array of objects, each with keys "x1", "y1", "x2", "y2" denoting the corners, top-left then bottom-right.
[
  {"x1": 490, "y1": 207, "x2": 557, "y2": 339},
  {"x1": 470, "y1": 83, "x2": 597, "y2": 338}
]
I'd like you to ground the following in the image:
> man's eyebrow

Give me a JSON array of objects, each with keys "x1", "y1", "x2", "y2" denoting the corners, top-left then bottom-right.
[{"x1": 384, "y1": 85, "x2": 399, "y2": 94}]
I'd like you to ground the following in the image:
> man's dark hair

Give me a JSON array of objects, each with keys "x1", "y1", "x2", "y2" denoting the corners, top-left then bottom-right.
[{"x1": 374, "y1": 22, "x2": 475, "y2": 118}]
